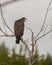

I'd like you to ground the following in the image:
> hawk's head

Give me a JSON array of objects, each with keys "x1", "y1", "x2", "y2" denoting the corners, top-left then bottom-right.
[{"x1": 21, "y1": 17, "x2": 27, "y2": 22}]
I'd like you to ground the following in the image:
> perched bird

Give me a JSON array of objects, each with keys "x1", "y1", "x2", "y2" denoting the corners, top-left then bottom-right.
[{"x1": 14, "y1": 17, "x2": 27, "y2": 44}]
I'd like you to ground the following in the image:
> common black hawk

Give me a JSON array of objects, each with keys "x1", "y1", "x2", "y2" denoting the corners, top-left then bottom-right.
[{"x1": 14, "y1": 17, "x2": 27, "y2": 44}]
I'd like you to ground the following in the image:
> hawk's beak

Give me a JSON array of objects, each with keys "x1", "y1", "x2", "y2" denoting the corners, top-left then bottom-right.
[{"x1": 25, "y1": 18, "x2": 28, "y2": 21}]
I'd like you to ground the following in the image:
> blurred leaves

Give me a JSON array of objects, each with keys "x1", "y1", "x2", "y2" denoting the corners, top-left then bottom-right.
[{"x1": 0, "y1": 42, "x2": 52, "y2": 65}]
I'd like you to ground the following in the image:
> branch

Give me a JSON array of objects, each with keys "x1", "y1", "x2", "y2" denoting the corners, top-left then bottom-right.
[
  {"x1": 0, "y1": 34, "x2": 14, "y2": 37},
  {"x1": 1, "y1": 0, "x2": 20, "y2": 7},
  {"x1": 36, "y1": 29, "x2": 52, "y2": 42},
  {"x1": 34, "y1": 0, "x2": 52, "y2": 40},
  {"x1": 0, "y1": 27, "x2": 7, "y2": 35},
  {"x1": 26, "y1": 27, "x2": 35, "y2": 53},
  {"x1": 0, "y1": 34, "x2": 31, "y2": 56},
  {"x1": 0, "y1": 3, "x2": 14, "y2": 34},
  {"x1": 21, "y1": 38, "x2": 31, "y2": 54},
  {"x1": 32, "y1": 55, "x2": 44, "y2": 65},
  {"x1": 26, "y1": 26, "x2": 35, "y2": 41},
  {"x1": 31, "y1": 32, "x2": 35, "y2": 62},
  {"x1": 26, "y1": 26, "x2": 33, "y2": 33},
  {"x1": 26, "y1": 26, "x2": 36, "y2": 64},
  {"x1": 42, "y1": 24, "x2": 48, "y2": 34}
]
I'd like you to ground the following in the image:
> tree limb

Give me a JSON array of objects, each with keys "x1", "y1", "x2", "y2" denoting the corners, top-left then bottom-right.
[
  {"x1": 0, "y1": 0, "x2": 20, "y2": 7},
  {"x1": 42, "y1": 24, "x2": 48, "y2": 35},
  {"x1": 0, "y1": 27, "x2": 7, "y2": 35},
  {"x1": 34, "y1": 0, "x2": 52, "y2": 40},
  {"x1": 21, "y1": 38, "x2": 31, "y2": 54},
  {"x1": 0, "y1": 34, "x2": 14, "y2": 37},
  {"x1": 0, "y1": 3, "x2": 14, "y2": 34},
  {"x1": 36, "y1": 29, "x2": 52, "y2": 42},
  {"x1": 32, "y1": 55, "x2": 44, "y2": 65}
]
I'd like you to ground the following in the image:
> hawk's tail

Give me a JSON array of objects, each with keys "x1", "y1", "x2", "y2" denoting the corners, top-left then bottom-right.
[{"x1": 16, "y1": 36, "x2": 20, "y2": 44}]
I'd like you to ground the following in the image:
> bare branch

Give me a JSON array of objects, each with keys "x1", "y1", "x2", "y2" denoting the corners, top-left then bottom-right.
[
  {"x1": 0, "y1": 3, "x2": 14, "y2": 34},
  {"x1": 26, "y1": 26, "x2": 35, "y2": 41},
  {"x1": 31, "y1": 32, "x2": 35, "y2": 62},
  {"x1": 0, "y1": 0, "x2": 21, "y2": 7},
  {"x1": 26, "y1": 26, "x2": 33, "y2": 33},
  {"x1": 31, "y1": 32, "x2": 34, "y2": 52},
  {"x1": 34, "y1": 0, "x2": 52, "y2": 40},
  {"x1": 36, "y1": 29, "x2": 52, "y2": 42},
  {"x1": 0, "y1": 1, "x2": 52, "y2": 65},
  {"x1": 0, "y1": 27, "x2": 7, "y2": 35},
  {"x1": 32, "y1": 55, "x2": 44, "y2": 65},
  {"x1": 21, "y1": 38, "x2": 31, "y2": 54},
  {"x1": 0, "y1": 34, "x2": 31, "y2": 57},
  {"x1": 26, "y1": 26, "x2": 35, "y2": 65},
  {"x1": 43, "y1": 24, "x2": 48, "y2": 34},
  {"x1": 0, "y1": 34, "x2": 14, "y2": 37}
]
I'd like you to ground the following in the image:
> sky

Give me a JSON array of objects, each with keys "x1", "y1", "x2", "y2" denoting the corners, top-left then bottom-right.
[{"x1": 0, "y1": 0, "x2": 52, "y2": 55}]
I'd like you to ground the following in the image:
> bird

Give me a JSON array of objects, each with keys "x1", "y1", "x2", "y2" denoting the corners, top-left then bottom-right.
[{"x1": 14, "y1": 17, "x2": 27, "y2": 44}]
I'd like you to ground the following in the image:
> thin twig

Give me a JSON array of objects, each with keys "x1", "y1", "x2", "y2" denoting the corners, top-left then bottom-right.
[
  {"x1": 0, "y1": 34, "x2": 15, "y2": 37},
  {"x1": 0, "y1": 3, "x2": 14, "y2": 34},
  {"x1": 1, "y1": 0, "x2": 19, "y2": 7},
  {"x1": 43, "y1": 24, "x2": 48, "y2": 34},
  {"x1": 36, "y1": 29, "x2": 52, "y2": 42},
  {"x1": 21, "y1": 38, "x2": 31, "y2": 54},
  {"x1": 0, "y1": 27, "x2": 7, "y2": 35},
  {"x1": 0, "y1": 34, "x2": 31, "y2": 55},
  {"x1": 31, "y1": 32, "x2": 35, "y2": 62},
  {"x1": 26, "y1": 26, "x2": 35, "y2": 65},
  {"x1": 34, "y1": 0, "x2": 52, "y2": 40},
  {"x1": 26, "y1": 26, "x2": 33, "y2": 33},
  {"x1": 26, "y1": 26, "x2": 35, "y2": 41}
]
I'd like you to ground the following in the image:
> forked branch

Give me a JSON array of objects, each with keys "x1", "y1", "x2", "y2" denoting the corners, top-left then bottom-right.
[
  {"x1": 35, "y1": 29, "x2": 52, "y2": 42},
  {"x1": 34, "y1": 0, "x2": 52, "y2": 40}
]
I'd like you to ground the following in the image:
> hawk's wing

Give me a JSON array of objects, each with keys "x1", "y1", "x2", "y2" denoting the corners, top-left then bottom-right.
[{"x1": 14, "y1": 20, "x2": 24, "y2": 37}]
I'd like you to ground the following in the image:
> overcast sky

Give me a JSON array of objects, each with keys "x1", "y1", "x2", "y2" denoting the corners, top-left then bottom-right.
[{"x1": 0, "y1": 0, "x2": 52, "y2": 55}]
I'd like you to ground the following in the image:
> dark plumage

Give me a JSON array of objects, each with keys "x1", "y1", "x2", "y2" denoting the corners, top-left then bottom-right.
[{"x1": 14, "y1": 17, "x2": 27, "y2": 44}]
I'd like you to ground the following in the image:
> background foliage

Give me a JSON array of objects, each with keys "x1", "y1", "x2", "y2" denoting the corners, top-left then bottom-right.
[{"x1": 0, "y1": 42, "x2": 52, "y2": 65}]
